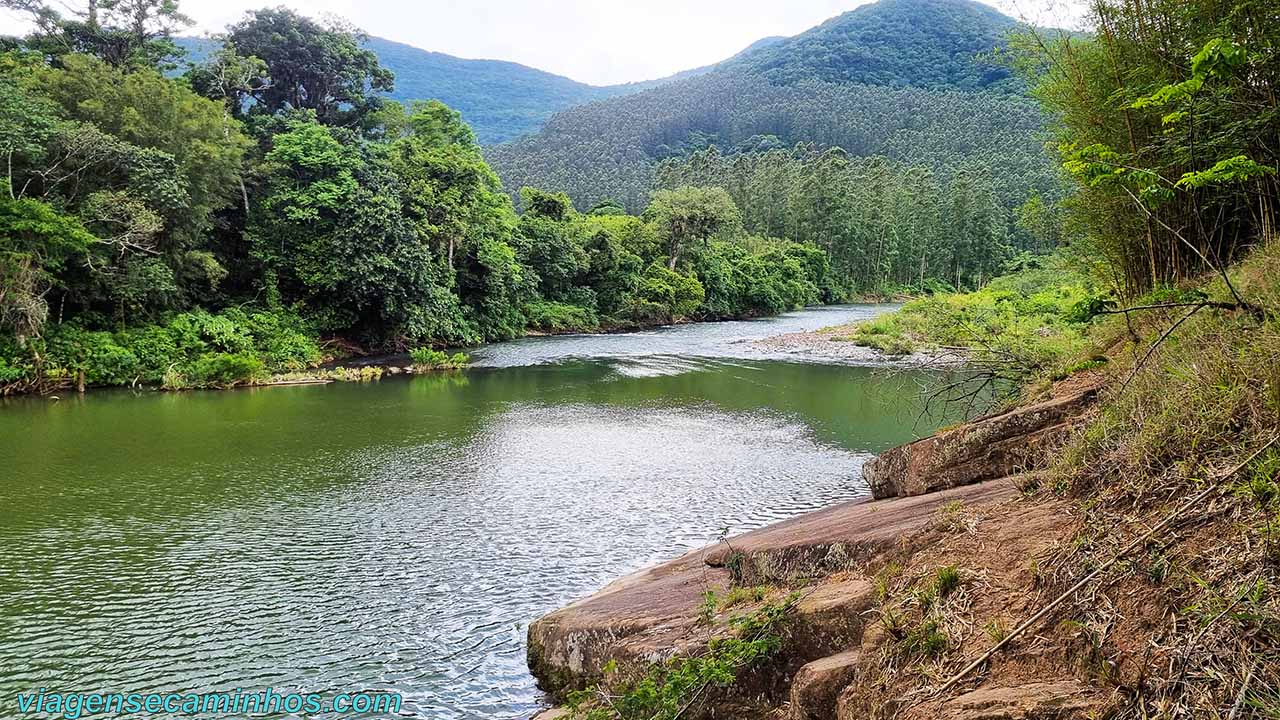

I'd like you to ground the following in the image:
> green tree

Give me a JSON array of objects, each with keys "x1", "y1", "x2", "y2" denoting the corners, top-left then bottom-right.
[
  {"x1": 1015, "y1": 1, "x2": 1280, "y2": 296},
  {"x1": 647, "y1": 186, "x2": 741, "y2": 270},
  {"x1": 514, "y1": 188, "x2": 588, "y2": 303},
  {"x1": 36, "y1": 53, "x2": 249, "y2": 248},
  {"x1": 0, "y1": 196, "x2": 93, "y2": 345},
  {"x1": 389, "y1": 100, "x2": 511, "y2": 271},
  {"x1": 224, "y1": 8, "x2": 393, "y2": 128},
  {"x1": 4, "y1": 0, "x2": 191, "y2": 69}
]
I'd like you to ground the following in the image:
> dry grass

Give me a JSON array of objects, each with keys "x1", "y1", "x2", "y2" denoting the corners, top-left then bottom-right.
[{"x1": 1040, "y1": 240, "x2": 1280, "y2": 718}]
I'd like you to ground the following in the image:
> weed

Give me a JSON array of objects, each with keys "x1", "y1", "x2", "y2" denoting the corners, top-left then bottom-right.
[
  {"x1": 874, "y1": 562, "x2": 902, "y2": 604},
  {"x1": 566, "y1": 595, "x2": 797, "y2": 720},
  {"x1": 409, "y1": 347, "x2": 469, "y2": 370},
  {"x1": 983, "y1": 619, "x2": 1008, "y2": 643},
  {"x1": 934, "y1": 565, "x2": 963, "y2": 599},
  {"x1": 699, "y1": 590, "x2": 718, "y2": 625},
  {"x1": 719, "y1": 586, "x2": 767, "y2": 610},
  {"x1": 934, "y1": 500, "x2": 977, "y2": 534},
  {"x1": 900, "y1": 619, "x2": 948, "y2": 658}
]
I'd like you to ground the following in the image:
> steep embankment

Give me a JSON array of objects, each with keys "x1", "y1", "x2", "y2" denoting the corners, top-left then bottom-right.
[{"x1": 528, "y1": 243, "x2": 1280, "y2": 719}]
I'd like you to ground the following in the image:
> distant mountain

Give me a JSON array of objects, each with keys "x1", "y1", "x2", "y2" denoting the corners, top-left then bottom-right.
[
  {"x1": 484, "y1": 0, "x2": 1054, "y2": 211},
  {"x1": 720, "y1": 0, "x2": 1020, "y2": 89},
  {"x1": 364, "y1": 37, "x2": 623, "y2": 144},
  {"x1": 176, "y1": 35, "x2": 784, "y2": 144},
  {"x1": 612, "y1": 36, "x2": 787, "y2": 92}
]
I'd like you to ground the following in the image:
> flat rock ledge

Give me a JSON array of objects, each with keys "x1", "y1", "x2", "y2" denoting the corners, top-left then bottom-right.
[
  {"x1": 862, "y1": 385, "x2": 1100, "y2": 500},
  {"x1": 527, "y1": 376, "x2": 1110, "y2": 720},
  {"x1": 527, "y1": 481, "x2": 1017, "y2": 704}
]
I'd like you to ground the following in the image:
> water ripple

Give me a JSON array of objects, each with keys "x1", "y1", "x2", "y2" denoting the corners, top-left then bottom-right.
[{"x1": 0, "y1": 306, "x2": 956, "y2": 720}]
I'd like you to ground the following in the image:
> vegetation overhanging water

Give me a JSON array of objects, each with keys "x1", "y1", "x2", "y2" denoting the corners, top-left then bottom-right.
[{"x1": 0, "y1": 305, "x2": 968, "y2": 719}]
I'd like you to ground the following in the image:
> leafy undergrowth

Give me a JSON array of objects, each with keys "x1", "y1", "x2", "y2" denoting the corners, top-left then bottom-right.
[
  {"x1": 566, "y1": 594, "x2": 796, "y2": 720},
  {"x1": 408, "y1": 347, "x2": 470, "y2": 370},
  {"x1": 0, "y1": 308, "x2": 323, "y2": 393},
  {"x1": 831, "y1": 256, "x2": 1101, "y2": 382},
  {"x1": 524, "y1": 300, "x2": 602, "y2": 334}
]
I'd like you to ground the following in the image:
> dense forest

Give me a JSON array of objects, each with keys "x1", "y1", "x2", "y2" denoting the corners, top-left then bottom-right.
[
  {"x1": 717, "y1": 0, "x2": 1020, "y2": 89},
  {"x1": 657, "y1": 146, "x2": 1057, "y2": 292},
  {"x1": 484, "y1": 0, "x2": 1056, "y2": 215},
  {"x1": 0, "y1": 0, "x2": 840, "y2": 394},
  {"x1": 176, "y1": 35, "x2": 659, "y2": 146}
]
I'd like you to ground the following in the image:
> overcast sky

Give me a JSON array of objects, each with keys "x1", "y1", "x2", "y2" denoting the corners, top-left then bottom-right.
[{"x1": 0, "y1": 0, "x2": 1088, "y2": 86}]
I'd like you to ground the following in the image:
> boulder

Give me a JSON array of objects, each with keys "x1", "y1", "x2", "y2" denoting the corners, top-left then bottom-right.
[
  {"x1": 789, "y1": 650, "x2": 862, "y2": 720},
  {"x1": 701, "y1": 481, "x2": 1016, "y2": 584},
  {"x1": 911, "y1": 681, "x2": 1107, "y2": 720},
  {"x1": 863, "y1": 387, "x2": 1098, "y2": 499}
]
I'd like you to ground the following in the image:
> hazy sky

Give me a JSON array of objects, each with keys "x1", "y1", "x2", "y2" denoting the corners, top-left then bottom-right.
[{"x1": 0, "y1": 0, "x2": 1087, "y2": 85}]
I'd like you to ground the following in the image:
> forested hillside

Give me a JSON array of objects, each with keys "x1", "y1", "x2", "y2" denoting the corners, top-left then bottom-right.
[
  {"x1": 0, "y1": 2, "x2": 843, "y2": 395},
  {"x1": 657, "y1": 146, "x2": 1052, "y2": 292},
  {"x1": 371, "y1": 36, "x2": 790, "y2": 144},
  {"x1": 720, "y1": 0, "x2": 1019, "y2": 89},
  {"x1": 174, "y1": 35, "x2": 626, "y2": 145},
  {"x1": 176, "y1": 34, "x2": 779, "y2": 145},
  {"x1": 485, "y1": 0, "x2": 1054, "y2": 218}
]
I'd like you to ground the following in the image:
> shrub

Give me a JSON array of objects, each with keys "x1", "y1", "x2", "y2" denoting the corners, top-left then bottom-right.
[
  {"x1": 11, "y1": 309, "x2": 323, "y2": 392},
  {"x1": 409, "y1": 347, "x2": 469, "y2": 370},
  {"x1": 525, "y1": 300, "x2": 599, "y2": 333},
  {"x1": 0, "y1": 355, "x2": 27, "y2": 385},
  {"x1": 635, "y1": 263, "x2": 705, "y2": 320},
  {"x1": 43, "y1": 327, "x2": 140, "y2": 385},
  {"x1": 240, "y1": 310, "x2": 322, "y2": 370},
  {"x1": 116, "y1": 326, "x2": 179, "y2": 382},
  {"x1": 182, "y1": 352, "x2": 264, "y2": 388},
  {"x1": 831, "y1": 254, "x2": 1096, "y2": 378}
]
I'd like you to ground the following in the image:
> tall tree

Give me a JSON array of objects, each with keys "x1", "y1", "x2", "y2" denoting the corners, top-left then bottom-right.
[
  {"x1": 223, "y1": 7, "x2": 393, "y2": 128},
  {"x1": 647, "y1": 186, "x2": 741, "y2": 270},
  {"x1": 3, "y1": 0, "x2": 191, "y2": 68},
  {"x1": 1016, "y1": 0, "x2": 1280, "y2": 296}
]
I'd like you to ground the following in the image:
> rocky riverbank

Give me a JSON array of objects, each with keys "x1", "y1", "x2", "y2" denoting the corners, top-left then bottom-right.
[
  {"x1": 751, "y1": 324, "x2": 963, "y2": 367},
  {"x1": 526, "y1": 375, "x2": 1110, "y2": 719}
]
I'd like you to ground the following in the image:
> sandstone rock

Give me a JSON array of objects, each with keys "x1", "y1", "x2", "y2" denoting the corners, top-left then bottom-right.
[
  {"x1": 789, "y1": 650, "x2": 862, "y2": 720},
  {"x1": 531, "y1": 708, "x2": 570, "y2": 720},
  {"x1": 527, "y1": 481, "x2": 1017, "y2": 701},
  {"x1": 788, "y1": 579, "x2": 876, "y2": 656},
  {"x1": 701, "y1": 481, "x2": 1016, "y2": 584},
  {"x1": 919, "y1": 681, "x2": 1106, "y2": 720},
  {"x1": 863, "y1": 387, "x2": 1098, "y2": 500}
]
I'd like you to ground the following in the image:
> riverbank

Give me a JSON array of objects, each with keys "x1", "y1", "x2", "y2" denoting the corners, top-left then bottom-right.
[
  {"x1": 526, "y1": 371, "x2": 1106, "y2": 719},
  {"x1": 6, "y1": 303, "x2": 900, "y2": 398},
  {"x1": 527, "y1": 244, "x2": 1280, "y2": 719},
  {"x1": 750, "y1": 323, "x2": 965, "y2": 367},
  {"x1": 1, "y1": 306, "x2": 950, "y2": 719}
]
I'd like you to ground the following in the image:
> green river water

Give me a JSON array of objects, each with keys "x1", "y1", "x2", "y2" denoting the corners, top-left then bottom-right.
[{"x1": 0, "y1": 305, "x2": 964, "y2": 719}]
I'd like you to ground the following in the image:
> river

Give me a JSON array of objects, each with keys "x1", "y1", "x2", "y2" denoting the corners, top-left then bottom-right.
[{"x1": 0, "y1": 305, "x2": 962, "y2": 719}]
